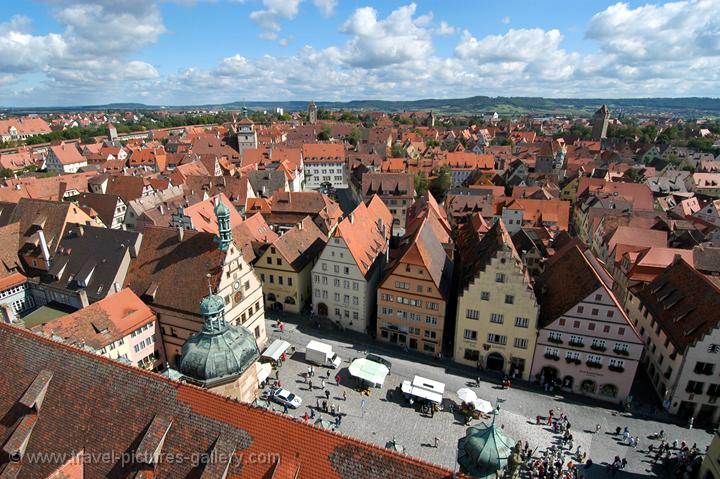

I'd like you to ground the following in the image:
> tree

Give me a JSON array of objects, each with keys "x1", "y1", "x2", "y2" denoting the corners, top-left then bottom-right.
[
  {"x1": 429, "y1": 166, "x2": 451, "y2": 202},
  {"x1": 414, "y1": 172, "x2": 429, "y2": 197},
  {"x1": 346, "y1": 127, "x2": 361, "y2": 147},
  {"x1": 391, "y1": 143, "x2": 406, "y2": 158},
  {"x1": 317, "y1": 125, "x2": 332, "y2": 141},
  {"x1": 0, "y1": 168, "x2": 14, "y2": 178}
]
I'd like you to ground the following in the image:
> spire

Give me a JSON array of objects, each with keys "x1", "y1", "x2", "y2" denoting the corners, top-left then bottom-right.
[{"x1": 214, "y1": 195, "x2": 233, "y2": 251}]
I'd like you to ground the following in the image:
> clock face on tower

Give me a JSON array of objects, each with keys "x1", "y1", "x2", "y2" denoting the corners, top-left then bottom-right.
[{"x1": 233, "y1": 281, "x2": 241, "y2": 291}]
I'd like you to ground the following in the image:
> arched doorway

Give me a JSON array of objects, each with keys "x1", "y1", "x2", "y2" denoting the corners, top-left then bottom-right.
[
  {"x1": 486, "y1": 352, "x2": 505, "y2": 372},
  {"x1": 273, "y1": 302, "x2": 283, "y2": 311},
  {"x1": 267, "y1": 292, "x2": 277, "y2": 302},
  {"x1": 599, "y1": 384, "x2": 618, "y2": 398},
  {"x1": 540, "y1": 366, "x2": 558, "y2": 384},
  {"x1": 580, "y1": 379, "x2": 597, "y2": 395},
  {"x1": 562, "y1": 375, "x2": 574, "y2": 389},
  {"x1": 317, "y1": 303, "x2": 328, "y2": 317},
  {"x1": 284, "y1": 296, "x2": 296, "y2": 305}
]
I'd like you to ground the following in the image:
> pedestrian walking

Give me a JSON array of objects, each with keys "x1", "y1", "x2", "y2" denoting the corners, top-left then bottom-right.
[
  {"x1": 330, "y1": 404, "x2": 335, "y2": 415},
  {"x1": 595, "y1": 423, "x2": 601, "y2": 433},
  {"x1": 283, "y1": 404, "x2": 288, "y2": 414},
  {"x1": 310, "y1": 408, "x2": 315, "y2": 419},
  {"x1": 325, "y1": 389, "x2": 330, "y2": 400},
  {"x1": 688, "y1": 417, "x2": 694, "y2": 429},
  {"x1": 308, "y1": 379, "x2": 313, "y2": 390},
  {"x1": 307, "y1": 366, "x2": 312, "y2": 378},
  {"x1": 335, "y1": 374, "x2": 341, "y2": 385},
  {"x1": 434, "y1": 437, "x2": 439, "y2": 448},
  {"x1": 336, "y1": 404, "x2": 341, "y2": 415},
  {"x1": 279, "y1": 322, "x2": 285, "y2": 333},
  {"x1": 322, "y1": 400, "x2": 328, "y2": 412},
  {"x1": 303, "y1": 412, "x2": 309, "y2": 422},
  {"x1": 321, "y1": 379, "x2": 326, "y2": 389},
  {"x1": 342, "y1": 391, "x2": 347, "y2": 401},
  {"x1": 316, "y1": 398, "x2": 320, "y2": 409},
  {"x1": 275, "y1": 369, "x2": 280, "y2": 380}
]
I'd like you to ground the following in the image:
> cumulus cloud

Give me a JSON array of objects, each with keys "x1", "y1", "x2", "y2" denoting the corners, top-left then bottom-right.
[
  {"x1": 250, "y1": 0, "x2": 302, "y2": 33},
  {"x1": 313, "y1": 0, "x2": 337, "y2": 17},
  {"x1": 437, "y1": 21, "x2": 456, "y2": 35},
  {"x1": 2, "y1": 0, "x2": 720, "y2": 105},
  {"x1": 339, "y1": 3, "x2": 434, "y2": 68}
]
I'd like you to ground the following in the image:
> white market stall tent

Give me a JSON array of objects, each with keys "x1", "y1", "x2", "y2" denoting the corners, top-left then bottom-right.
[
  {"x1": 348, "y1": 358, "x2": 390, "y2": 388},
  {"x1": 261, "y1": 339, "x2": 291, "y2": 362}
]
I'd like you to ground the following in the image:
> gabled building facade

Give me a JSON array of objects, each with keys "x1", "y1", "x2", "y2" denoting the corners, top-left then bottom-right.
[
  {"x1": 531, "y1": 245, "x2": 643, "y2": 403},
  {"x1": 453, "y1": 220, "x2": 539, "y2": 379},
  {"x1": 311, "y1": 196, "x2": 392, "y2": 333}
]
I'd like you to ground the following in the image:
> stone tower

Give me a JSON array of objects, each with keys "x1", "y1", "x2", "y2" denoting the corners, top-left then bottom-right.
[
  {"x1": 236, "y1": 116, "x2": 257, "y2": 153},
  {"x1": 591, "y1": 105, "x2": 609, "y2": 141},
  {"x1": 107, "y1": 122, "x2": 118, "y2": 142},
  {"x1": 308, "y1": 100, "x2": 318, "y2": 125},
  {"x1": 214, "y1": 195, "x2": 233, "y2": 251}
]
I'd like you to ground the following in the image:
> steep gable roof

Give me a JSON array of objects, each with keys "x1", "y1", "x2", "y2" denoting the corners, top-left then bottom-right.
[
  {"x1": 457, "y1": 220, "x2": 521, "y2": 291},
  {"x1": 271, "y1": 217, "x2": 327, "y2": 270},
  {"x1": 635, "y1": 258, "x2": 720, "y2": 354},
  {"x1": 334, "y1": 196, "x2": 392, "y2": 277}
]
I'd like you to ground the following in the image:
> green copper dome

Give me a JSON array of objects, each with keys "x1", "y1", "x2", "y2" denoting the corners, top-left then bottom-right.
[
  {"x1": 457, "y1": 420, "x2": 515, "y2": 479},
  {"x1": 177, "y1": 291, "x2": 259, "y2": 386},
  {"x1": 200, "y1": 293, "x2": 225, "y2": 318}
]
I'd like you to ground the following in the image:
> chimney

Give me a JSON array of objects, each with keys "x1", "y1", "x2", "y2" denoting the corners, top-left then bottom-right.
[
  {"x1": 159, "y1": 203, "x2": 165, "y2": 215},
  {"x1": 78, "y1": 289, "x2": 89, "y2": 308},
  {"x1": 78, "y1": 225, "x2": 84, "y2": 237},
  {"x1": 37, "y1": 229, "x2": 51, "y2": 269},
  {"x1": 349, "y1": 213, "x2": 354, "y2": 224},
  {"x1": 177, "y1": 226, "x2": 184, "y2": 242},
  {"x1": 298, "y1": 221, "x2": 303, "y2": 230}
]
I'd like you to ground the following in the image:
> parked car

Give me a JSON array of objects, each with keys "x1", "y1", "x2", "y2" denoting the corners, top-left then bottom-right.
[
  {"x1": 267, "y1": 388, "x2": 302, "y2": 409},
  {"x1": 366, "y1": 353, "x2": 392, "y2": 374}
]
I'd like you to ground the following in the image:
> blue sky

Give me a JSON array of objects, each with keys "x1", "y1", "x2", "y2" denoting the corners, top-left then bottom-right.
[{"x1": 1, "y1": 0, "x2": 718, "y2": 106}]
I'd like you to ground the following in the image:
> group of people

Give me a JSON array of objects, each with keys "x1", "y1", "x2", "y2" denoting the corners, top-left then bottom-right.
[{"x1": 526, "y1": 410, "x2": 592, "y2": 479}]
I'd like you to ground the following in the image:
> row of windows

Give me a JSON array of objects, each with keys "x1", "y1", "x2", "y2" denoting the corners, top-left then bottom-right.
[
  {"x1": 462, "y1": 330, "x2": 527, "y2": 349},
  {"x1": 556, "y1": 319, "x2": 625, "y2": 335},
  {"x1": 465, "y1": 310, "x2": 529, "y2": 328},
  {"x1": 320, "y1": 263, "x2": 351, "y2": 275},
  {"x1": 0, "y1": 283, "x2": 26, "y2": 299},
  {"x1": 548, "y1": 332, "x2": 629, "y2": 351},
  {"x1": 261, "y1": 273, "x2": 293, "y2": 287},
  {"x1": 133, "y1": 335, "x2": 155, "y2": 353},
  {"x1": 380, "y1": 307, "x2": 438, "y2": 325},
  {"x1": 333, "y1": 308, "x2": 360, "y2": 321},
  {"x1": 129, "y1": 322, "x2": 153, "y2": 338}
]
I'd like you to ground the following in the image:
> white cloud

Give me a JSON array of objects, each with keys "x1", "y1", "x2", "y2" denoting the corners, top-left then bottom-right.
[
  {"x1": 437, "y1": 20, "x2": 456, "y2": 35},
  {"x1": 501, "y1": 16, "x2": 510, "y2": 25},
  {"x1": 313, "y1": 0, "x2": 337, "y2": 17},
  {"x1": 339, "y1": 3, "x2": 434, "y2": 68},
  {"x1": 2, "y1": 0, "x2": 720, "y2": 105},
  {"x1": 250, "y1": 0, "x2": 302, "y2": 34}
]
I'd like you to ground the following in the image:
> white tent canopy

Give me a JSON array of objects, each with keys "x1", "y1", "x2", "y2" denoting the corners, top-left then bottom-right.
[
  {"x1": 401, "y1": 375, "x2": 445, "y2": 404},
  {"x1": 348, "y1": 358, "x2": 389, "y2": 387},
  {"x1": 456, "y1": 388, "x2": 477, "y2": 403},
  {"x1": 262, "y1": 339, "x2": 291, "y2": 361},
  {"x1": 256, "y1": 362, "x2": 272, "y2": 384},
  {"x1": 471, "y1": 398, "x2": 494, "y2": 414}
]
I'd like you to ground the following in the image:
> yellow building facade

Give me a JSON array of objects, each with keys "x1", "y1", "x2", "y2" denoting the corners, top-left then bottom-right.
[{"x1": 453, "y1": 222, "x2": 539, "y2": 380}]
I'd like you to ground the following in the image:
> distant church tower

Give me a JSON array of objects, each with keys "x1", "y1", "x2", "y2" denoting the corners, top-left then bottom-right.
[
  {"x1": 236, "y1": 116, "x2": 257, "y2": 153},
  {"x1": 107, "y1": 122, "x2": 118, "y2": 142},
  {"x1": 591, "y1": 105, "x2": 610, "y2": 141},
  {"x1": 214, "y1": 196, "x2": 233, "y2": 251},
  {"x1": 307, "y1": 101, "x2": 318, "y2": 125},
  {"x1": 427, "y1": 111, "x2": 436, "y2": 128}
]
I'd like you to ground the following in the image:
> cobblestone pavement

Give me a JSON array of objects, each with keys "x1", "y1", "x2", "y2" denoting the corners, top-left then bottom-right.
[{"x1": 262, "y1": 313, "x2": 712, "y2": 476}]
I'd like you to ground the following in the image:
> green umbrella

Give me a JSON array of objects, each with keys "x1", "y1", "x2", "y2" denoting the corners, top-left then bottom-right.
[
  {"x1": 385, "y1": 437, "x2": 405, "y2": 453},
  {"x1": 314, "y1": 416, "x2": 334, "y2": 430}
]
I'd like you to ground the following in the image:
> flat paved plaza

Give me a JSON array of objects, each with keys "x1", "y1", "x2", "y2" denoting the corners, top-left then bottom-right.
[{"x1": 262, "y1": 313, "x2": 712, "y2": 476}]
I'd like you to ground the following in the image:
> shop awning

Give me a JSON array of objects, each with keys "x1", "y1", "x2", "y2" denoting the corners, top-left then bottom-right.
[
  {"x1": 348, "y1": 358, "x2": 389, "y2": 387},
  {"x1": 261, "y1": 339, "x2": 291, "y2": 361}
]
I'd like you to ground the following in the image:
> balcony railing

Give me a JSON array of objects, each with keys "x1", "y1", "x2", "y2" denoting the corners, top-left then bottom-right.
[
  {"x1": 608, "y1": 365, "x2": 625, "y2": 373},
  {"x1": 544, "y1": 353, "x2": 560, "y2": 361},
  {"x1": 548, "y1": 336, "x2": 563, "y2": 344},
  {"x1": 565, "y1": 357, "x2": 581, "y2": 365},
  {"x1": 586, "y1": 361, "x2": 602, "y2": 369},
  {"x1": 614, "y1": 348, "x2": 629, "y2": 356},
  {"x1": 568, "y1": 340, "x2": 585, "y2": 348},
  {"x1": 590, "y1": 344, "x2": 607, "y2": 352}
]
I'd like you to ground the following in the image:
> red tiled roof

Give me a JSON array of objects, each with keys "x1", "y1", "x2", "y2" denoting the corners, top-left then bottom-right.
[
  {"x1": 302, "y1": 143, "x2": 345, "y2": 163},
  {"x1": 335, "y1": 196, "x2": 392, "y2": 277},
  {"x1": 0, "y1": 323, "x2": 453, "y2": 479},
  {"x1": 36, "y1": 288, "x2": 155, "y2": 350}
]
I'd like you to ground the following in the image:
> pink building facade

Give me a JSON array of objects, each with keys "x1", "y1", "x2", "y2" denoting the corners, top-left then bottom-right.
[{"x1": 531, "y1": 246, "x2": 644, "y2": 404}]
